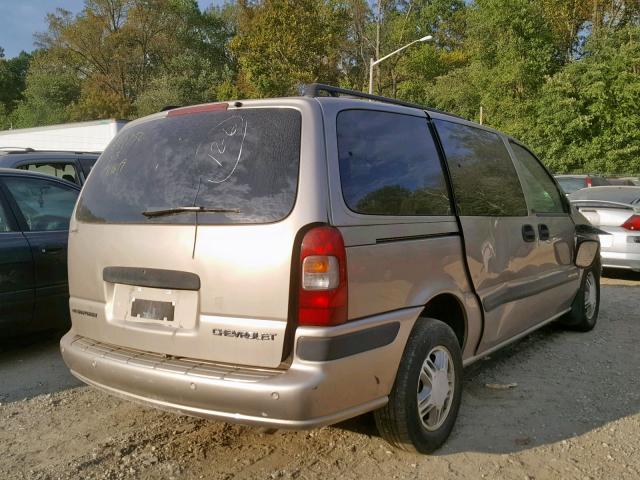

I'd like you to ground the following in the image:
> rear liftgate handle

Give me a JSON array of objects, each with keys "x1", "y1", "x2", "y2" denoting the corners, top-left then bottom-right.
[
  {"x1": 538, "y1": 224, "x2": 550, "y2": 241},
  {"x1": 522, "y1": 224, "x2": 536, "y2": 243}
]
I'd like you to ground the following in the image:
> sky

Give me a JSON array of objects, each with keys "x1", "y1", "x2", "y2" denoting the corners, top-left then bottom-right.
[{"x1": 0, "y1": 0, "x2": 223, "y2": 58}]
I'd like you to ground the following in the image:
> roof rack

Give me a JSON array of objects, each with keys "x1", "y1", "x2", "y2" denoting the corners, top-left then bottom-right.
[
  {"x1": 0, "y1": 147, "x2": 101, "y2": 155},
  {"x1": 0, "y1": 147, "x2": 35, "y2": 153},
  {"x1": 302, "y1": 83, "x2": 461, "y2": 118}
]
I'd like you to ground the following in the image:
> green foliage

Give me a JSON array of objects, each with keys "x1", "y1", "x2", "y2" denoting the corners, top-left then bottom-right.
[
  {"x1": 526, "y1": 26, "x2": 640, "y2": 174},
  {"x1": 428, "y1": 0, "x2": 560, "y2": 133},
  {"x1": 31, "y1": 0, "x2": 233, "y2": 120},
  {"x1": 10, "y1": 52, "x2": 80, "y2": 128},
  {"x1": 0, "y1": 50, "x2": 31, "y2": 114},
  {"x1": 376, "y1": 0, "x2": 467, "y2": 100},
  {"x1": 230, "y1": 0, "x2": 349, "y2": 97}
]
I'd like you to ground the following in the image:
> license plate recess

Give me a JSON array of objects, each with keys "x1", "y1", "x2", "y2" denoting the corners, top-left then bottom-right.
[{"x1": 131, "y1": 299, "x2": 175, "y2": 322}]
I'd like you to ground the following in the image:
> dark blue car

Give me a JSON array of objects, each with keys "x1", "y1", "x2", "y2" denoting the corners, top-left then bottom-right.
[
  {"x1": 0, "y1": 149, "x2": 99, "y2": 186},
  {"x1": 0, "y1": 168, "x2": 80, "y2": 336}
]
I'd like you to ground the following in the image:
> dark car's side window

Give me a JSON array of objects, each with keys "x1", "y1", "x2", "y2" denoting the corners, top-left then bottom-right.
[
  {"x1": 434, "y1": 120, "x2": 528, "y2": 217},
  {"x1": 510, "y1": 142, "x2": 565, "y2": 214},
  {"x1": 3, "y1": 177, "x2": 78, "y2": 231},
  {"x1": 18, "y1": 162, "x2": 81, "y2": 185},
  {"x1": 79, "y1": 156, "x2": 97, "y2": 177},
  {"x1": 337, "y1": 110, "x2": 451, "y2": 216}
]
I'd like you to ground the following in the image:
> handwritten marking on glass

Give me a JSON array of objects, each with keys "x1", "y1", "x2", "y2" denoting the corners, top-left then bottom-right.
[
  {"x1": 195, "y1": 116, "x2": 247, "y2": 184},
  {"x1": 103, "y1": 131, "x2": 144, "y2": 176}
]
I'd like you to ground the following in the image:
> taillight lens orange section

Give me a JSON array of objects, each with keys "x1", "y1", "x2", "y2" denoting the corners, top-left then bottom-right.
[{"x1": 298, "y1": 226, "x2": 348, "y2": 326}]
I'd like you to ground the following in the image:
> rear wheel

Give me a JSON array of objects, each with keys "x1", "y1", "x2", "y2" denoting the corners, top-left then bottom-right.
[
  {"x1": 374, "y1": 318, "x2": 462, "y2": 453},
  {"x1": 560, "y1": 266, "x2": 600, "y2": 331}
]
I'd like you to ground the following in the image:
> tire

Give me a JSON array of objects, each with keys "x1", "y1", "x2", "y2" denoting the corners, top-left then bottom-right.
[
  {"x1": 560, "y1": 265, "x2": 600, "y2": 332},
  {"x1": 374, "y1": 318, "x2": 463, "y2": 454}
]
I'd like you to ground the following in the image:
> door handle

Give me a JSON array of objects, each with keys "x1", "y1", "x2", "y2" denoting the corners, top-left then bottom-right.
[
  {"x1": 538, "y1": 224, "x2": 550, "y2": 241},
  {"x1": 522, "y1": 224, "x2": 536, "y2": 243},
  {"x1": 41, "y1": 247, "x2": 64, "y2": 254}
]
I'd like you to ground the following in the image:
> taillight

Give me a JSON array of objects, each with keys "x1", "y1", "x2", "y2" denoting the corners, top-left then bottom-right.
[
  {"x1": 298, "y1": 226, "x2": 348, "y2": 326},
  {"x1": 622, "y1": 215, "x2": 640, "y2": 230}
]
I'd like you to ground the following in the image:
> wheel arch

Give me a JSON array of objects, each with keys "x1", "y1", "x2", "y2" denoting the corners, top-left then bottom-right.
[{"x1": 417, "y1": 293, "x2": 468, "y2": 352}]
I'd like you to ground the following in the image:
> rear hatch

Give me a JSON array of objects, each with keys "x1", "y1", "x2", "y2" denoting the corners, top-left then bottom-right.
[{"x1": 68, "y1": 103, "x2": 310, "y2": 368}]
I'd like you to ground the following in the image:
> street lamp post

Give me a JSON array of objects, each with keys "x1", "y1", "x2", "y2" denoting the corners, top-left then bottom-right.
[{"x1": 368, "y1": 35, "x2": 433, "y2": 95}]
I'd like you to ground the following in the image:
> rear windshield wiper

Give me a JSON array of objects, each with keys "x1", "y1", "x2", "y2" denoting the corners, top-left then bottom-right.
[{"x1": 142, "y1": 206, "x2": 241, "y2": 217}]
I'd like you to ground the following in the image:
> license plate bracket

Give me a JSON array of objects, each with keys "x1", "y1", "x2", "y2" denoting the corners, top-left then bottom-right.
[{"x1": 131, "y1": 299, "x2": 175, "y2": 322}]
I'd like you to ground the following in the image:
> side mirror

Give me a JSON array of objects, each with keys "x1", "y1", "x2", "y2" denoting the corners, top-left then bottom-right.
[{"x1": 576, "y1": 240, "x2": 599, "y2": 268}]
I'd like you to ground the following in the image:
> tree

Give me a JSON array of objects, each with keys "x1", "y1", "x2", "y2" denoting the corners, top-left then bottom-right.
[
  {"x1": 230, "y1": 0, "x2": 350, "y2": 97},
  {"x1": 538, "y1": 0, "x2": 592, "y2": 61},
  {"x1": 374, "y1": 0, "x2": 466, "y2": 100},
  {"x1": 527, "y1": 25, "x2": 640, "y2": 174},
  {"x1": 35, "y1": 0, "x2": 233, "y2": 119},
  {"x1": 135, "y1": 5, "x2": 237, "y2": 114},
  {"x1": 428, "y1": 0, "x2": 560, "y2": 137},
  {"x1": 9, "y1": 51, "x2": 80, "y2": 128},
  {"x1": 0, "y1": 48, "x2": 31, "y2": 119}
]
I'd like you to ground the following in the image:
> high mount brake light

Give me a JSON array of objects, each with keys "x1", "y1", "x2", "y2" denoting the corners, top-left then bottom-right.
[
  {"x1": 297, "y1": 226, "x2": 348, "y2": 326},
  {"x1": 621, "y1": 215, "x2": 640, "y2": 231},
  {"x1": 167, "y1": 103, "x2": 228, "y2": 117}
]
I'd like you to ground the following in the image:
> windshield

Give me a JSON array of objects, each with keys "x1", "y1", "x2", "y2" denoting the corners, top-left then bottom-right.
[
  {"x1": 556, "y1": 177, "x2": 586, "y2": 194},
  {"x1": 76, "y1": 108, "x2": 301, "y2": 225}
]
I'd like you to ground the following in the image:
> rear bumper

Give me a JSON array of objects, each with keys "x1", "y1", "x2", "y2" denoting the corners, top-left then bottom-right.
[
  {"x1": 60, "y1": 307, "x2": 420, "y2": 429},
  {"x1": 601, "y1": 250, "x2": 640, "y2": 272}
]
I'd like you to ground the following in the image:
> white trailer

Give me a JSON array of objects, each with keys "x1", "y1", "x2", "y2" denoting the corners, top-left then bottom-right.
[{"x1": 0, "y1": 119, "x2": 127, "y2": 152}]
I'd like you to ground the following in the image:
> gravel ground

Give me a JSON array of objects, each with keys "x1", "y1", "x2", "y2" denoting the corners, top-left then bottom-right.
[{"x1": 1, "y1": 270, "x2": 638, "y2": 480}]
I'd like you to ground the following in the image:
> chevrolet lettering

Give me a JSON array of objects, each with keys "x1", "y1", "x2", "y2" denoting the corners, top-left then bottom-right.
[{"x1": 212, "y1": 329, "x2": 278, "y2": 341}]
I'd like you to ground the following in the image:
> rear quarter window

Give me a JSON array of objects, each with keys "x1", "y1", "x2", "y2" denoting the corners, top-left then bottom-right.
[
  {"x1": 510, "y1": 142, "x2": 566, "y2": 214},
  {"x1": 337, "y1": 110, "x2": 451, "y2": 216},
  {"x1": 76, "y1": 108, "x2": 301, "y2": 225}
]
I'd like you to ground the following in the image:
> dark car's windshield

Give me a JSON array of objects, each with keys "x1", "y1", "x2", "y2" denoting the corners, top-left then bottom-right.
[{"x1": 76, "y1": 108, "x2": 301, "y2": 225}]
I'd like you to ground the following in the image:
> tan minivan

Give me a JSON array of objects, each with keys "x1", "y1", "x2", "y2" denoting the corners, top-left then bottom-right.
[{"x1": 61, "y1": 84, "x2": 601, "y2": 453}]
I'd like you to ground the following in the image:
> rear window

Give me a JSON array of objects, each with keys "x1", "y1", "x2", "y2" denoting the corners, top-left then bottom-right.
[
  {"x1": 76, "y1": 108, "x2": 301, "y2": 224},
  {"x1": 18, "y1": 162, "x2": 81, "y2": 186}
]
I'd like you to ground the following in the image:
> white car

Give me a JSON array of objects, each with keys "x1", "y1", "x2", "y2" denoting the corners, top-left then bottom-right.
[{"x1": 570, "y1": 186, "x2": 640, "y2": 272}]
